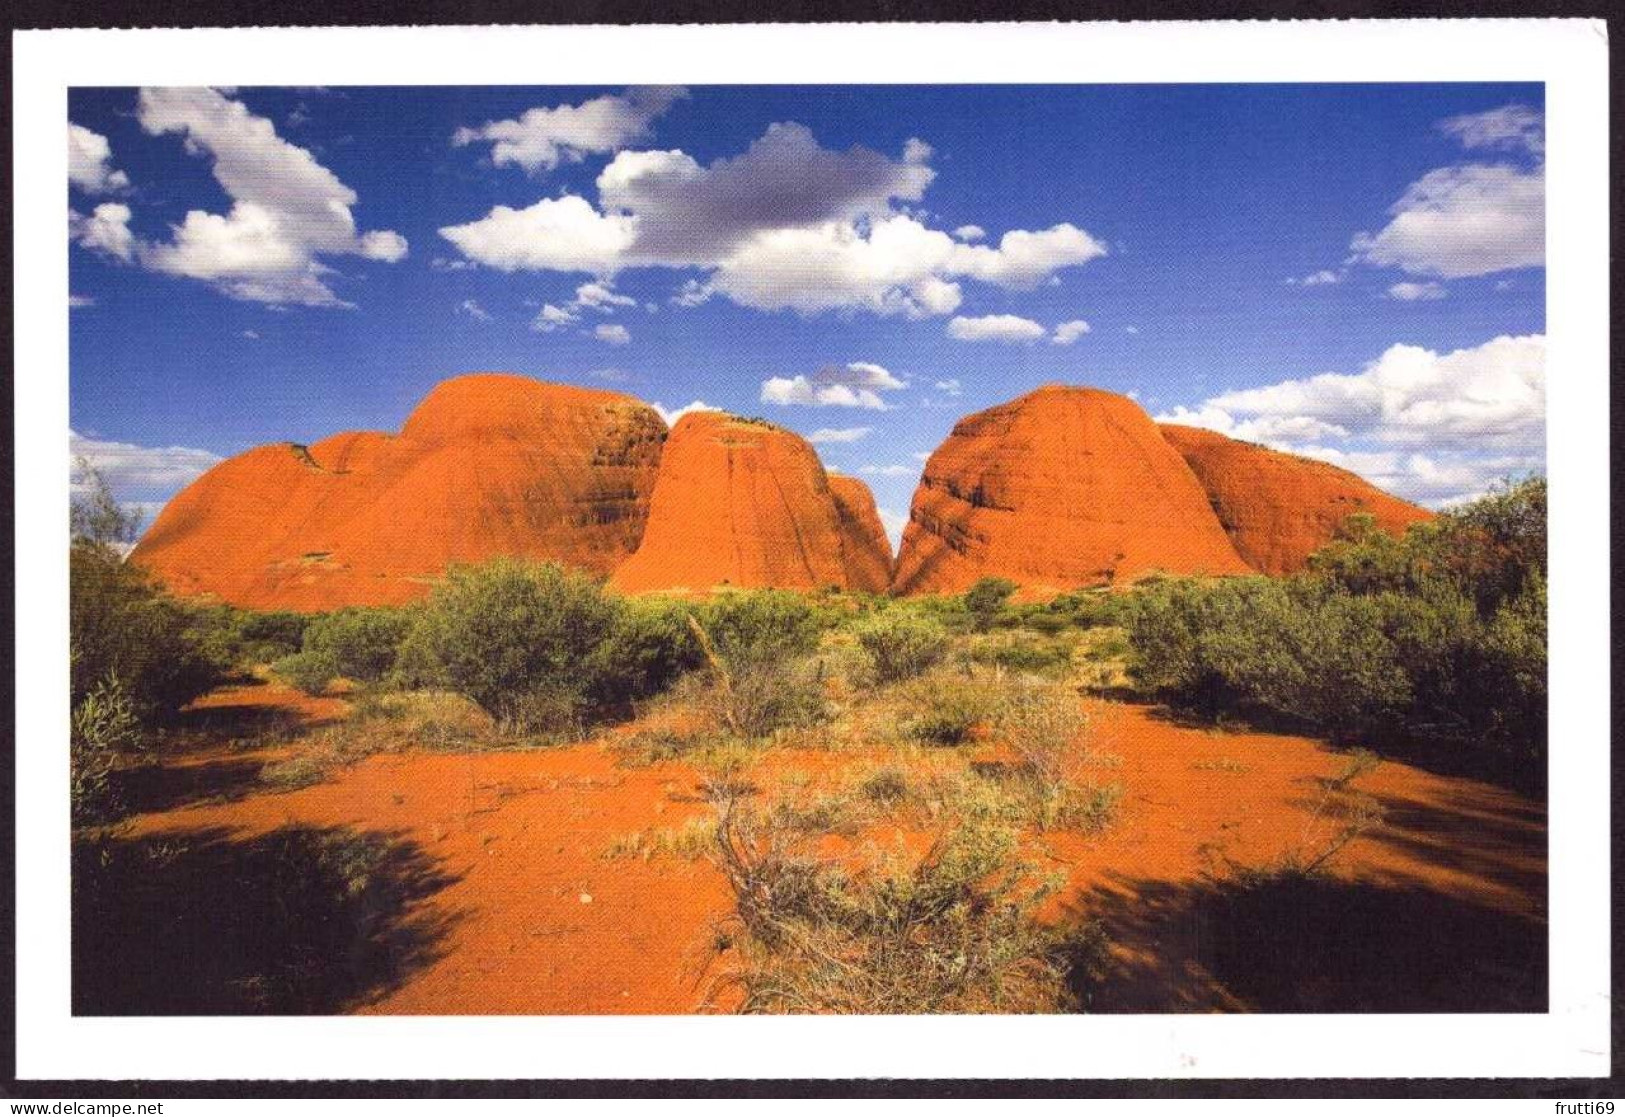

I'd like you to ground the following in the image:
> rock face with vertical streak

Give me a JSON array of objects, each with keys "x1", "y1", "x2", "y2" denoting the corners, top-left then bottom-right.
[
  {"x1": 891, "y1": 385, "x2": 1255, "y2": 596},
  {"x1": 130, "y1": 373, "x2": 667, "y2": 611},
  {"x1": 828, "y1": 474, "x2": 893, "y2": 594},
  {"x1": 610, "y1": 411, "x2": 884, "y2": 595},
  {"x1": 1159, "y1": 423, "x2": 1434, "y2": 575}
]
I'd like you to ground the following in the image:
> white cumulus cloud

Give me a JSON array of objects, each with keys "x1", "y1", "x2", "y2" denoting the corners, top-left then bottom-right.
[
  {"x1": 806, "y1": 426, "x2": 872, "y2": 444},
  {"x1": 1154, "y1": 334, "x2": 1545, "y2": 506},
  {"x1": 1438, "y1": 103, "x2": 1544, "y2": 155},
  {"x1": 79, "y1": 88, "x2": 409, "y2": 307},
  {"x1": 70, "y1": 429, "x2": 222, "y2": 499},
  {"x1": 442, "y1": 120, "x2": 1106, "y2": 317},
  {"x1": 69, "y1": 204, "x2": 136, "y2": 262},
  {"x1": 68, "y1": 124, "x2": 129, "y2": 194},
  {"x1": 759, "y1": 362, "x2": 907, "y2": 409},
  {"x1": 1387, "y1": 281, "x2": 1447, "y2": 301},
  {"x1": 1052, "y1": 319, "x2": 1091, "y2": 345},
  {"x1": 652, "y1": 399, "x2": 720, "y2": 426},
  {"x1": 594, "y1": 323, "x2": 631, "y2": 345},
  {"x1": 452, "y1": 87, "x2": 686, "y2": 174},
  {"x1": 1349, "y1": 106, "x2": 1543, "y2": 281},
  {"x1": 946, "y1": 314, "x2": 1046, "y2": 343}
]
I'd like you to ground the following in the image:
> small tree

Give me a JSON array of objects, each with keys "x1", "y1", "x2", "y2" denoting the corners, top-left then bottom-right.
[
  {"x1": 964, "y1": 576, "x2": 1019, "y2": 632},
  {"x1": 402, "y1": 559, "x2": 619, "y2": 734},
  {"x1": 303, "y1": 607, "x2": 412, "y2": 683},
  {"x1": 70, "y1": 462, "x2": 222, "y2": 721}
]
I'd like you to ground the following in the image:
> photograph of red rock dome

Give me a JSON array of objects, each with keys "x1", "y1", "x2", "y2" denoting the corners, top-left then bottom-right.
[{"x1": 68, "y1": 83, "x2": 1546, "y2": 1016}]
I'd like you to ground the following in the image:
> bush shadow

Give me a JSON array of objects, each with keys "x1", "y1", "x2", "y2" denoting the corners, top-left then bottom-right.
[
  {"x1": 1068, "y1": 868, "x2": 1546, "y2": 1014},
  {"x1": 112, "y1": 757, "x2": 271, "y2": 814},
  {"x1": 74, "y1": 825, "x2": 461, "y2": 1014}
]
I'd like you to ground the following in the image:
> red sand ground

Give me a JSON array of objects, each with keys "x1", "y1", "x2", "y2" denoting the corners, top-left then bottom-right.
[
  {"x1": 119, "y1": 681, "x2": 1546, "y2": 1015},
  {"x1": 892, "y1": 386, "x2": 1254, "y2": 597},
  {"x1": 611, "y1": 412, "x2": 887, "y2": 596},
  {"x1": 1160, "y1": 423, "x2": 1435, "y2": 575},
  {"x1": 130, "y1": 374, "x2": 666, "y2": 611}
]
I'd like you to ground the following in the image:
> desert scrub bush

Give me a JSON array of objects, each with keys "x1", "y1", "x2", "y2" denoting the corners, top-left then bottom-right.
[
  {"x1": 72, "y1": 546, "x2": 225, "y2": 724},
  {"x1": 707, "y1": 797, "x2": 1097, "y2": 1013},
  {"x1": 190, "y1": 606, "x2": 310, "y2": 670},
  {"x1": 272, "y1": 650, "x2": 340, "y2": 696},
  {"x1": 687, "y1": 591, "x2": 828, "y2": 738},
  {"x1": 853, "y1": 610, "x2": 949, "y2": 684},
  {"x1": 610, "y1": 723, "x2": 712, "y2": 767},
  {"x1": 992, "y1": 683, "x2": 1120, "y2": 831},
  {"x1": 302, "y1": 607, "x2": 412, "y2": 684},
  {"x1": 964, "y1": 576, "x2": 1019, "y2": 632},
  {"x1": 1127, "y1": 577, "x2": 1410, "y2": 739},
  {"x1": 696, "y1": 590, "x2": 822, "y2": 670},
  {"x1": 258, "y1": 751, "x2": 336, "y2": 793},
  {"x1": 1129, "y1": 479, "x2": 1547, "y2": 779},
  {"x1": 70, "y1": 462, "x2": 228, "y2": 723},
  {"x1": 400, "y1": 559, "x2": 619, "y2": 734},
  {"x1": 895, "y1": 669, "x2": 1002, "y2": 746},
  {"x1": 588, "y1": 596, "x2": 705, "y2": 709},
  {"x1": 858, "y1": 766, "x2": 910, "y2": 806},
  {"x1": 71, "y1": 674, "x2": 140, "y2": 826}
]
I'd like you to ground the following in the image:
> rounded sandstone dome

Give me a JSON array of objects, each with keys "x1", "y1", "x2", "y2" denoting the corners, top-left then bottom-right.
[
  {"x1": 131, "y1": 373, "x2": 667, "y2": 610},
  {"x1": 611, "y1": 412, "x2": 880, "y2": 595},
  {"x1": 1159, "y1": 423, "x2": 1433, "y2": 574},
  {"x1": 892, "y1": 385, "x2": 1253, "y2": 596}
]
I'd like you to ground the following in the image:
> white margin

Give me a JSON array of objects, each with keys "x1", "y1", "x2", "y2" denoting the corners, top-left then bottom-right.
[{"x1": 14, "y1": 18, "x2": 1611, "y2": 1081}]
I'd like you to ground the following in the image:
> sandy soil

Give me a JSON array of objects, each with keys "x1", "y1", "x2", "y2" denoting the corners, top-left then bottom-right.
[{"x1": 104, "y1": 680, "x2": 1546, "y2": 1015}]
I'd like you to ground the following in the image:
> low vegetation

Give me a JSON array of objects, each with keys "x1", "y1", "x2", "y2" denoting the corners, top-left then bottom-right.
[
  {"x1": 1127, "y1": 477, "x2": 1547, "y2": 783},
  {"x1": 705, "y1": 790, "x2": 1105, "y2": 1013}
]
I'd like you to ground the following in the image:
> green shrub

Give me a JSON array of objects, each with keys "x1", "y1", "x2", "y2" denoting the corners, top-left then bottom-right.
[
  {"x1": 303, "y1": 607, "x2": 412, "y2": 683},
  {"x1": 589, "y1": 596, "x2": 704, "y2": 708},
  {"x1": 1127, "y1": 478, "x2": 1547, "y2": 775},
  {"x1": 696, "y1": 590, "x2": 821, "y2": 672},
  {"x1": 273, "y1": 650, "x2": 339, "y2": 696},
  {"x1": 967, "y1": 634, "x2": 1072, "y2": 675},
  {"x1": 964, "y1": 576, "x2": 1019, "y2": 632},
  {"x1": 853, "y1": 611, "x2": 949, "y2": 684},
  {"x1": 71, "y1": 463, "x2": 226, "y2": 722},
  {"x1": 684, "y1": 591, "x2": 827, "y2": 737},
  {"x1": 71, "y1": 674, "x2": 140, "y2": 826},
  {"x1": 190, "y1": 607, "x2": 310, "y2": 669},
  {"x1": 1129, "y1": 578, "x2": 1410, "y2": 739},
  {"x1": 72, "y1": 546, "x2": 226, "y2": 723},
  {"x1": 401, "y1": 559, "x2": 620, "y2": 734},
  {"x1": 901, "y1": 672, "x2": 1001, "y2": 746}
]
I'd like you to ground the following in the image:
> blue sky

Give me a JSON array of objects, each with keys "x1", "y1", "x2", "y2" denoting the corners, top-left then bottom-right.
[{"x1": 68, "y1": 84, "x2": 1546, "y2": 544}]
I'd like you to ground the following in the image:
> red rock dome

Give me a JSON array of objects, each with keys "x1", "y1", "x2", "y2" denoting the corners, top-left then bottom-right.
[
  {"x1": 131, "y1": 374, "x2": 666, "y2": 610},
  {"x1": 828, "y1": 474, "x2": 893, "y2": 594},
  {"x1": 610, "y1": 412, "x2": 879, "y2": 595},
  {"x1": 891, "y1": 385, "x2": 1253, "y2": 596},
  {"x1": 1159, "y1": 423, "x2": 1434, "y2": 574}
]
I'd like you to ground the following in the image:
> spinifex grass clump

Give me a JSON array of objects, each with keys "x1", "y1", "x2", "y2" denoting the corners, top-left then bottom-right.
[
  {"x1": 706, "y1": 791, "x2": 1102, "y2": 1014},
  {"x1": 991, "y1": 681, "x2": 1122, "y2": 832}
]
